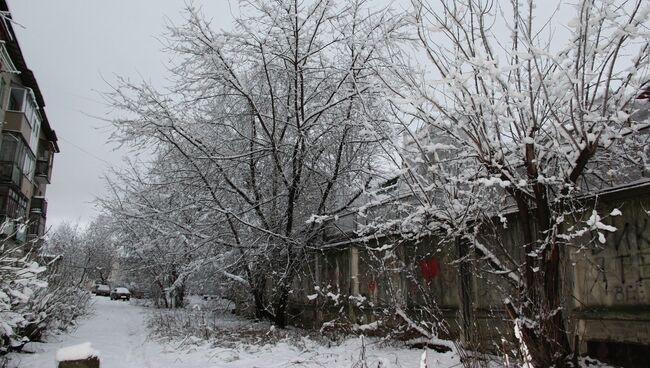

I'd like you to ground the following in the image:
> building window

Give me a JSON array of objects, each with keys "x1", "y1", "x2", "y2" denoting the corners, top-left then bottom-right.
[
  {"x1": 6, "y1": 87, "x2": 42, "y2": 153},
  {"x1": 0, "y1": 133, "x2": 33, "y2": 184},
  {"x1": 0, "y1": 42, "x2": 18, "y2": 74},
  {"x1": 29, "y1": 115, "x2": 40, "y2": 153},
  {"x1": 8, "y1": 87, "x2": 25, "y2": 112},
  {"x1": 0, "y1": 193, "x2": 5, "y2": 217},
  {"x1": 22, "y1": 154, "x2": 35, "y2": 181},
  {"x1": 2, "y1": 187, "x2": 23, "y2": 219},
  {"x1": 0, "y1": 133, "x2": 20, "y2": 163},
  {"x1": 0, "y1": 78, "x2": 5, "y2": 109},
  {"x1": 17, "y1": 194, "x2": 27, "y2": 219}
]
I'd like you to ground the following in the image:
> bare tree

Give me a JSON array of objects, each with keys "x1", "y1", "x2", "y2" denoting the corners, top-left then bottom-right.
[
  {"x1": 47, "y1": 221, "x2": 116, "y2": 287},
  {"x1": 104, "y1": 0, "x2": 402, "y2": 327},
  {"x1": 99, "y1": 157, "x2": 221, "y2": 307},
  {"x1": 372, "y1": 0, "x2": 650, "y2": 365}
]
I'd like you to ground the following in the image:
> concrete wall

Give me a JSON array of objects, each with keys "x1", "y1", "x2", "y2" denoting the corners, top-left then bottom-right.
[
  {"x1": 286, "y1": 181, "x2": 650, "y2": 366},
  {"x1": 568, "y1": 186, "x2": 650, "y2": 365}
]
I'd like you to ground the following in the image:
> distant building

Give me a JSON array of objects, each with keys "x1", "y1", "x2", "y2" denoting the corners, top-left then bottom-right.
[{"x1": 0, "y1": 0, "x2": 59, "y2": 244}]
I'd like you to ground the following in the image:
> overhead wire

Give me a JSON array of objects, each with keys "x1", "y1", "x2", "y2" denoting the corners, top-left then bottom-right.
[{"x1": 57, "y1": 134, "x2": 112, "y2": 166}]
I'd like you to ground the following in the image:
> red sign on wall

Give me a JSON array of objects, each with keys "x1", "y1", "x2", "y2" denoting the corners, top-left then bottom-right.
[{"x1": 419, "y1": 257, "x2": 440, "y2": 286}]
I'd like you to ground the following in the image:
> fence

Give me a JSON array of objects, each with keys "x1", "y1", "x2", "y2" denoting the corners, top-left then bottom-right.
[{"x1": 283, "y1": 180, "x2": 650, "y2": 367}]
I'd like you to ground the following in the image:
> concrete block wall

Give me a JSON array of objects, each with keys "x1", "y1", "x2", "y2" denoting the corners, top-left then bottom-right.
[{"x1": 285, "y1": 181, "x2": 650, "y2": 366}]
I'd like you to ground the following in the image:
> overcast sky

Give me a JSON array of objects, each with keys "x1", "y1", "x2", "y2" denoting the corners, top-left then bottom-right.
[
  {"x1": 8, "y1": 1, "x2": 238, "y2": 229},
  {"x1": 6, "y1": 0, "x2": 570, "y2": 230}
]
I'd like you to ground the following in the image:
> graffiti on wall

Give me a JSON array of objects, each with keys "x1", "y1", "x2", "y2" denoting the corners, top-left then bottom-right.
[
  {"x1": 587, "y1": 216, "x2": 650, "y2": 304},
  {"x1": 419, "y1": 257, "x2": 440, "y2": 285}
]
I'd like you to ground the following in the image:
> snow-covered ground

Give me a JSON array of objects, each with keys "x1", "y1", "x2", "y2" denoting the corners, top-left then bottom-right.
[
  {"x1": 10, "y1": 296, "x2": 218, "y2": 368},
  {"x1": 9, "y1": 296, "x2": 461, "y2": 367}
]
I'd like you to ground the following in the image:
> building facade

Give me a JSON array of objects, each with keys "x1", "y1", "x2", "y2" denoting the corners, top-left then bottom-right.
[{"x1": 0, "y1": 1, "x2": 58, "y2": 244}]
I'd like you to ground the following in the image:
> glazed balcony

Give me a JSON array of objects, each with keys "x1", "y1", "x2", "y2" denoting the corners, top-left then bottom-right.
[
  {"x1": 4, "y1": 111, "x2": 33, "y2": 146},
  {"x1": 27, "y1": 212, "x2": 46, "y2": 239},
  {"x1": 6, "y1": 87, "x2": 41, "y2": 155},
  {"x1": 0, "y1": 185, "x2": 28, "y2": 223},
  {"x1": 0, "y1": 161, "x2": 22, "y2": 188},
  {"x1": 29, "y1": 196, "x2": 47, "y2": 217},
  {"x1": 35, "y1": 159, "x2": 51, "y2": 184}
]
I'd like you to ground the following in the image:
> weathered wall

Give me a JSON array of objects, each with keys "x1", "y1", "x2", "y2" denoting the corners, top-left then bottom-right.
[
  {"x1": 285, "y1": 181, "x2": 650, "y2": 365},
  {"x1": 568, "y1": 187, "x2": 650, "y2": 364}
]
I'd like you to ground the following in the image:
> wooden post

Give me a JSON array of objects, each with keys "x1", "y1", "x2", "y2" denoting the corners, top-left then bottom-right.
[
  {"x1": 349, "y1": 245, "x2": 360, "y2": 321},
  {"x1": 350, "y1": 245, "x2": 360, "y2": 296}
]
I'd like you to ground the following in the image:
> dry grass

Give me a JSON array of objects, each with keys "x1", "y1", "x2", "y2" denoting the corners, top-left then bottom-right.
[{"x1": 146, "y1": 306, "x2": 325, "y2": 350}]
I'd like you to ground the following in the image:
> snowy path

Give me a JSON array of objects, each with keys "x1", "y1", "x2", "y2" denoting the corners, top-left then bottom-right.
[
  {"x1": 10, "y1": 296, "x2": 461, "y2": 368},
  {"x1": 11, "y1": 296, "x2": 219, "y2": 368}
]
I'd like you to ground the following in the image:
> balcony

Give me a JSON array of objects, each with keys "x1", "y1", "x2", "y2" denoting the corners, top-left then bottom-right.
[
  {"x1": 0, "y1": 186, "x2": 28, "y2": 225},
  {"x1": 27, "y1": 212, "x2": 46, "y2": 239},
  {"x1": 6, "y1": 87, "x2": 42, "y2": 157},
  {"x1": 0, "y1": 161, "x2": 22, "y2": 188},
  {"x1": 30, "y1": 196, "x2": 47, "y2": 217},
  {"x1": 35, "y1": 160, "x2": 51, "y2": 184},
  {"x1": 4, "y1": 111, "x2": 33, "y2": 147}
]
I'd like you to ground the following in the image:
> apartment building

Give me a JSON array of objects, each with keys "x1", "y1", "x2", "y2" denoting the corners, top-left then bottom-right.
[{"x1": 0, "y1": 0, "x2": 58, "y2": 243}]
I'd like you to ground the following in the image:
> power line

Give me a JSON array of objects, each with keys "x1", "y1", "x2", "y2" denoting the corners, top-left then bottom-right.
[{"x1": 58, "y1": 135, "x2": 113, "y2": 166}]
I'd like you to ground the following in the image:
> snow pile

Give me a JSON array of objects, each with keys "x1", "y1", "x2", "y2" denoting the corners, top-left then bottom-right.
[
  {"x1": 352, "y1": 320, "x2": 381, "y2": 332},
  {"x1": 55, "y1": 342, "x2": 99, "y2": 362}
]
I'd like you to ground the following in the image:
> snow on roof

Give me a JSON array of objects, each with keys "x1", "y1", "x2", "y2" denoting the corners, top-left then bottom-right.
[{"x1": 55, "y1": 342, "x2": 99, "y2": 362}]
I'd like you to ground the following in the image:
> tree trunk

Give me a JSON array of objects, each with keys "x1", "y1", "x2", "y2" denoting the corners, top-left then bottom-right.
[
  {"x1": 252, "y1": 281, "x2": 270, "y2": 320},
  {"x1": 272, "y1": 283, "x2": 290, "y2": 328},
  {"x1": 272, "y1": 257, "x2": 296, "y2": 328},
  {"x1": 540, "y1": 236, "x2": 571, "y2": 366},
  {"x1": 156, "y1": 281, "x2": 169, "y2": 308},
  {"x1": 456, "y1": 236, "x2": 474, "y2": 347},
  {"x1": 173, "y1": 284, "x2": 185, "y2": 308},
  {"x1": 509, "y1": 212, "x2": 571, "y2": 366}
]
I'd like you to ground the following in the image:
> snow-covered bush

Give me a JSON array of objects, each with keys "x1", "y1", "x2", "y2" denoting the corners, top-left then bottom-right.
[
  {"x1": 19, "y1": 285, "x2": 91, "y2": 342},
  {"x1": 0, "y1": 237, "x2": 47, "y2": 353},
  {"x1": 0, "y1": 222, "x2": 92, "y2": 357}
]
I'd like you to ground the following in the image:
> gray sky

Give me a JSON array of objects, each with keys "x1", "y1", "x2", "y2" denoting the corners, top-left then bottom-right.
[
  {"x1": 8, "y1": 1, "x2": 235, "y2": 228},
  {"x1": 7, "y1": 0, "x2": 570, "y2": 230}
]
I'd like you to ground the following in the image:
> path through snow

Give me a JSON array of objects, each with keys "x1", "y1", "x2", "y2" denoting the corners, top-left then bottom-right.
[
  {"x1": 11, "y1": 296, "x2": 222, "y2": 368},
  {"x1": 10, "y1": 296, "x2": 461, "y2": 367}
]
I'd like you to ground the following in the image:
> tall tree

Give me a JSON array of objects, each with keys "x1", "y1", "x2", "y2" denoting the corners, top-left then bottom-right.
[
  {"x1": 105, "y1": 0, "x2": 401, "y2": 326},
  {"x1": 374, "y1": 0, "x2": 650, "y2": 365}
]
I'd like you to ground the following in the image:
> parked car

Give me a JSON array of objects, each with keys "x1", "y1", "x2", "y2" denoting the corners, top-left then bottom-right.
[
  {"x1": 95, "y1": 284, "x2": 110, "y2": 296},
  {"x1": 110, "y1": 287, "x2": 131, "y2": 301}
]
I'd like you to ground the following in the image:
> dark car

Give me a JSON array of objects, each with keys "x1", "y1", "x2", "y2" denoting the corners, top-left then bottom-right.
[
  {"x1": 95, "y1": 284, "x2": 110, "y2": 296},
  {"x1": 110, "y1": 287, "x2": 131, "y2": 301}
]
